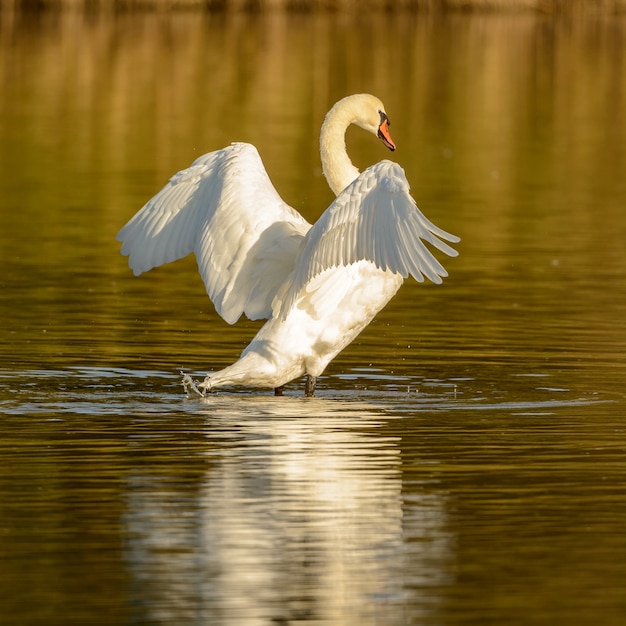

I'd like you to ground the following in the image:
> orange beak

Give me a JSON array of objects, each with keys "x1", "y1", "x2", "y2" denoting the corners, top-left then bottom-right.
[{"x1": 378, "y1": 118, "x2": 396, "y2": 151}]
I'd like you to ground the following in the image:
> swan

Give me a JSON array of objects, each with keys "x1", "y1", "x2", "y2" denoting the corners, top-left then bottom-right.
[{"x1": 117, "y1": 94, "x2": 459, "y2": 397}]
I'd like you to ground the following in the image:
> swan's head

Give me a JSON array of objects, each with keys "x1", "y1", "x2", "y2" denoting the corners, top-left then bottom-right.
[
  {"x1": 349, "y1": 93, "x2": 396, "y2": 152},
  {"x1": 321, "y1": 93, "x2": 397, "y2": 195}
]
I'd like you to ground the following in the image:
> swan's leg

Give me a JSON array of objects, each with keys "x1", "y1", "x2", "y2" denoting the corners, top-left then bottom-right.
[
  {"x1": 274, "y1": 385, "x2": 285, "y2": 396},
  {"x1": 304, "y1": 375, "x2": 316, "y2": 397},
  {"x1": 181, "y1": 372, "x2": 206, "y2": 397}
]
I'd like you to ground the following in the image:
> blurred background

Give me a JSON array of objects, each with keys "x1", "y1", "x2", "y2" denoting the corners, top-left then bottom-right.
[
  {"x1": 1, "y1": 3, "x2": 624, "y2": 371},
  {"x1": 1, "y1": 3, "x2": 625, "y2": 625}
]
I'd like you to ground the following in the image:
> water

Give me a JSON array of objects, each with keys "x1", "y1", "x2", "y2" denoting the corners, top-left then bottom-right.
[{"x1": 1, "y1": 9, "x2": 626, "y2": 625}]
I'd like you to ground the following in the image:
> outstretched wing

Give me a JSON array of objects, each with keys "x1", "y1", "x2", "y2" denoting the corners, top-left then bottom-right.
[
  {"x1": 117, "y1": 142, "x2": 311, "y2": 324},
  {"x1": 277, "y1": 160, "x2": 459, "y2": 317}
]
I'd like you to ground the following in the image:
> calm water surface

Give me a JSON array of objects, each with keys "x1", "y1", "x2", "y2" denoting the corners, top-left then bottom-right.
[{"x1": 1, "y1": 10, "x2": 626, "y2": 625}]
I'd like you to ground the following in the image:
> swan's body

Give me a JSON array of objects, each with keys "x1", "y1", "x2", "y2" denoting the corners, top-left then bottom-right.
[{"x1": 117, "y1": 94, "x2": 459, "y2": 396}]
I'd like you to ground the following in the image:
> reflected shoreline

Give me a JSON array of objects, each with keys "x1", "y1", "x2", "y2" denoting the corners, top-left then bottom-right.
[{"x1": 1, "y1": 0, "x2": 625, "y2": 14}]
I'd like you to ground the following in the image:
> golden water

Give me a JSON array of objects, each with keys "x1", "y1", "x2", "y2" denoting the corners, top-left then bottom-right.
[{"x1": 1, "y1": 10, "x2": 625, "y2": 625}]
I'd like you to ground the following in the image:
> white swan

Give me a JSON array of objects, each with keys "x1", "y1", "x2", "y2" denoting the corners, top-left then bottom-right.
[{"x1": 117, "y1": 94, "x2": 459, "y2": 397}]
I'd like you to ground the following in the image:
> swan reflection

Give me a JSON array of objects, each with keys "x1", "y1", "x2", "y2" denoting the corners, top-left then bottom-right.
[{"x1": 123, "y1": 397, "x2": 453, "y2": 624}]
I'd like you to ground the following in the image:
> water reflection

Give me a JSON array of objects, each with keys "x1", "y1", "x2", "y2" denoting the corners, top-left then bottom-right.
[
  {"x1": 0, "y1": 365, "x2": 623, "y2": 624},
  {"x1": 123, "y1": 397, "x2": 453, "y2": 624}
]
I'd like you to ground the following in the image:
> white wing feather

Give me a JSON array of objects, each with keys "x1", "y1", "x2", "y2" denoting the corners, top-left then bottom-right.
[
  {"x1": 117, "y1": 142, "x2": 311, "y2": 324},
  {"x1": 277, "y1": 160, "x2": 459, "y2": 318}
]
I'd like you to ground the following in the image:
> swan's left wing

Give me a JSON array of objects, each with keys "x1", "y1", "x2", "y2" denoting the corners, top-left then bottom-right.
[{"x1": 277, "y1": 160, "x2": 459, "y2": 317}]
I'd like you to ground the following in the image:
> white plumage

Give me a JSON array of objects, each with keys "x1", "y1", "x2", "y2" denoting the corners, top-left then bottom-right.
[{"x1": 117, "y1": 94, "x2": 459, "y2": 396}]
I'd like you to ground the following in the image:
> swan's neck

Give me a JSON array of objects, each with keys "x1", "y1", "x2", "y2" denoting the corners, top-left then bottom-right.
[{"x1": 320, "y1": 100, "x2": 361, "y2": 196}]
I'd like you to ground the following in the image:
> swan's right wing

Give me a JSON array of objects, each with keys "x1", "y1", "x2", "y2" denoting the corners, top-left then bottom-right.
[
  {"x1": 117, "y1": 142, "x2": 311, "y2": 324},
  {"x1": 277, "y1": 160, "x2": 459, "y2": 317}
]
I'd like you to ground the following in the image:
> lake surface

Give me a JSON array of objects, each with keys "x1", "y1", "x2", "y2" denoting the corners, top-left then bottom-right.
[{"x1": 1, "y1": 9, "x2": 626, "y2": 625}]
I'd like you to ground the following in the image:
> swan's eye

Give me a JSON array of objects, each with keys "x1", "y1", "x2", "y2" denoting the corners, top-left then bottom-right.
[{"x1": 379, "y1": 110, "x2": 390, "y2": 127}]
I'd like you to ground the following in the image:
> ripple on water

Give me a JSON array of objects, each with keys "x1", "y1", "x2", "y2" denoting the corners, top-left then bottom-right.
[{"x1": 0, "y1": 365, "x2": 611, "y2": 419}]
